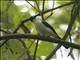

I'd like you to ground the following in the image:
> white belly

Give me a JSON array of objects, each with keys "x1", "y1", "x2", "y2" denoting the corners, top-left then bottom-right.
[{"x1": 34, "y1": 22, "x2": 54, "y2": 36}]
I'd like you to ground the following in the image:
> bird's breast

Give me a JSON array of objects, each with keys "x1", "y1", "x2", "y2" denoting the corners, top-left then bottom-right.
[{"x1": 34, "y1": 22, "x2": 54, "y2": 36}]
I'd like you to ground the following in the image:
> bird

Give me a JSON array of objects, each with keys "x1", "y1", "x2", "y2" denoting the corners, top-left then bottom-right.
[{"x1": 31, "y1": 16, "x2": 60, "y2": 38}]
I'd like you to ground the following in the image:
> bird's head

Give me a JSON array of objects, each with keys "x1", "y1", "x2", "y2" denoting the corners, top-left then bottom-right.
[{"x1": 31, "y1": 16, "x2": 42, "y2": 23}]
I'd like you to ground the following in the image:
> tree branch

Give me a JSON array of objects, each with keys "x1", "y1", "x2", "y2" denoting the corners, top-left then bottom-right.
[
  {"x1": 45, "y1": 1, "x2": 79, "y2": 59},
  {"x1": 0, "y1": 34, "x2": 80, "y2": 49},
  {"x1": 22, "y1": 1, "x2": 74, "y2": 23}
]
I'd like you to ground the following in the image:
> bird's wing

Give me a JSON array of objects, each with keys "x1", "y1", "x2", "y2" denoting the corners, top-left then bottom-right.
[{"x1": 42, "y1": 20, "x2": 60, "y2": 38}]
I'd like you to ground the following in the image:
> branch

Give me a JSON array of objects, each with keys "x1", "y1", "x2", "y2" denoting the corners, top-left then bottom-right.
[
  {"x1": 46, "y1": 1, "x2": 80, "y2": 59},
  {"x1": 0, "y1": 29, "x2": 32, "y2": 60},
  {"x1": 0, "y1": 34, "x2": 80, "y2": 49},
  {"x1": 22, "y1": 1, "x2": 74, "y2": 23},
  {"x1": 0, "y1": 29, "x2": 11, "y2": 33}
]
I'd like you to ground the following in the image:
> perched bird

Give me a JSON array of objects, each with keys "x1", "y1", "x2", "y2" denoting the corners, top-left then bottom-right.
[{"x1": 31, "y1": 16, "x2": 59, "y2": 38}]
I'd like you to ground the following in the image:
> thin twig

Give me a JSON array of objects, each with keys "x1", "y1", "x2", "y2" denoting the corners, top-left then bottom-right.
[
  {"x1": 26, "y1": 0, "x2": 38, "y2": 11},
  {"x1": 33, "y1": 40, "x2": 39, "y2": 60},
  {"x1": 22, "y1": 1, "x2": 74, "y2": 23},
  {"x1": 35, "y1": 0, "x2": 41, "y2": 12},
  {"x1": 45, "y1": 1, "x2": 79, "y2": 59}
]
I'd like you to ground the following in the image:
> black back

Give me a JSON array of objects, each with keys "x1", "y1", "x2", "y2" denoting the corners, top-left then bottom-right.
[{"x1": 42, "y1": 20, "x2": 60, "y2": 38}]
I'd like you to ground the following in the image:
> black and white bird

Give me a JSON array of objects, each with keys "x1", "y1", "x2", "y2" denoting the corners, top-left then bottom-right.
[{"x1": 31, "y1": 16, "x2": 60, "y2": 38}]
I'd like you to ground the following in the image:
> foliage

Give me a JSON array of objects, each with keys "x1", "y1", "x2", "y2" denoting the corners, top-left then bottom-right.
[{"x1": 0, "y1": 0, "x2": 80, "y2": 60}]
